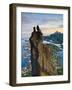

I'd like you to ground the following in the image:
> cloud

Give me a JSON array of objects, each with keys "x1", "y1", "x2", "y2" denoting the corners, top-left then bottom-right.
[{"x1": 21, "y1": 12, "x2": 63, "y2": 38}]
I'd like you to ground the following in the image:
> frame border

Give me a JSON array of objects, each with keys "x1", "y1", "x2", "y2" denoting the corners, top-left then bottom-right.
[{"x1": 9, "y1": 3, "x2": 70, "y2": 86}]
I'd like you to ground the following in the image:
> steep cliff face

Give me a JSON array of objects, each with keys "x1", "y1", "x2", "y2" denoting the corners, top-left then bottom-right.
[
  {"x1": 29, "y1": 28, "x2": 57, "y2": 76},
  {"x1": 30, "y1": 40, "x2": 57, "y2": 76},
  {"x1": 38, "y1": 42, "x2": 57, "y2": 75}
]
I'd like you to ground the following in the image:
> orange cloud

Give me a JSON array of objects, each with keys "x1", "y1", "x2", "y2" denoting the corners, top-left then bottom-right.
[{"x1": 41, "y1": 27, "x2": 63, "y2": 36}]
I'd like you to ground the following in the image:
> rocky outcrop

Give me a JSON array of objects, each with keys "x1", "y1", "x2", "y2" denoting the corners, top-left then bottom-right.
[
  {"x1": 29, "y1": 26, "x2": 57, "y2": 76},
  {"x1": 38, "y1": 42, "x2": 57, "y2": 75}
]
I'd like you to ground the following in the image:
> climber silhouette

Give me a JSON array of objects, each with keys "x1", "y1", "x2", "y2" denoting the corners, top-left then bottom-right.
[
  {"x1": 29, "y1": 27, "x2": 36, "y2": 48},
  {"x1": 31, "y1": 27, "x2": 36, "y2": 37},
  {"x1": 36, "y1": 25, "x2": 43, "y2": 42}
]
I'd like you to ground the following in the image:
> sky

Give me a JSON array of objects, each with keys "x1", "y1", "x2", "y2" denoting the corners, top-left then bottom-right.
[{"x1": 21, "y1": 12, "x2": 63, "y2": 38}]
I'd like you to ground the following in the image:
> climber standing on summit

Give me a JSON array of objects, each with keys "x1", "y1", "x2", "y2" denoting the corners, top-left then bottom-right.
[{"x1": 36, "y1": 25, "x2": 43, "y2": 42}]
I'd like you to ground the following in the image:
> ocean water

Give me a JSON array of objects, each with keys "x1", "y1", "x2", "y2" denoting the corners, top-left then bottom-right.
[
  {"x1": 21, "y1": 38, "x2": 31, "y2": 68},
  {"x1": 21, "y1": 39, "x2": 63, "y2": 69},
  {"x1": 56, "y1": 51, "x2": 63, "y2": 66}
]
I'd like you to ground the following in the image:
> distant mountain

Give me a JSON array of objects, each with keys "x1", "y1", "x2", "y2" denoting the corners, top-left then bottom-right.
[{"x1": 43, "y1": 31, "x2": 63, "y2": 44}]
